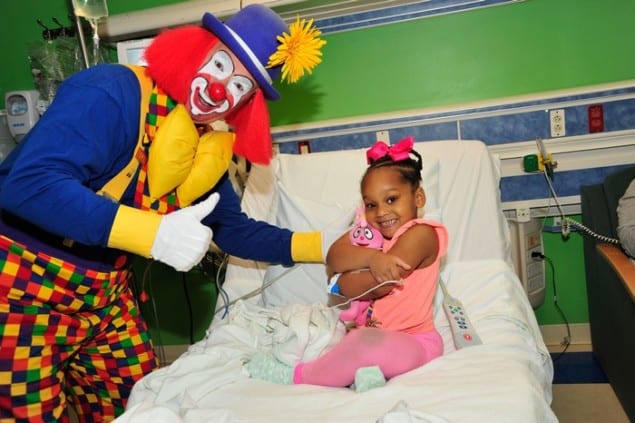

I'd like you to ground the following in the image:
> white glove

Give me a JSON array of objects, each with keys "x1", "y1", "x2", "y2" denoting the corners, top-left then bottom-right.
[{"x1": 150, "y1": 193, "x2": 220, "y2": 272}]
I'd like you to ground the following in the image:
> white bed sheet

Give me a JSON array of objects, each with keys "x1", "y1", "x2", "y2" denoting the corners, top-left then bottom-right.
[{"x1": 118, "y1": 140, "x2": 556, "y2": 422}]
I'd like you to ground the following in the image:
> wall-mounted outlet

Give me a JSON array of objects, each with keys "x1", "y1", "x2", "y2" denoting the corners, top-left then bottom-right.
[
  {"x1": 550, "y1": 109, "x2": 566, "y2": 138},
  {"x1": 588, "y1": 104, "x2": 604, "y2": 133},
  {"x1": 516, "y1": 207, "x2": 531, "y2": 223},
  {"x1": 376, "y1": 130, "x2": 390, "y2": 143}
]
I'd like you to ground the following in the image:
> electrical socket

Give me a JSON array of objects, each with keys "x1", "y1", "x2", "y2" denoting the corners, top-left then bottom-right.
[
  {"x1": 550, "y1": 109, "x2": 566, "y2": 138},
  {"x1": 376, "y1": 130, "x2": 390, "y2": 143},
  {"x1": 516, "y1": 207, "x2": 531, "y2": 223}
]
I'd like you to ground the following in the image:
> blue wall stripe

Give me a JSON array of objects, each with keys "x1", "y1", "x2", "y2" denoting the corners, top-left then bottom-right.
[
  {"x1": 500, "y1": 165, "x2": 633, "y2": 202},
  {"x1": 311, "y1": 0, "x2": 521, "y2": 34},
  {"x1": 273, "y1": 84, "x2": 635, "y2": 204}
]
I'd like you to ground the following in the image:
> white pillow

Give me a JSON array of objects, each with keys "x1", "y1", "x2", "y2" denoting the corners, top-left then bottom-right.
[
  {"x1": 261, "y1": 150, "x2": 441, "y2": 308},
  {"x1": 263, "y1": 202, "x2": 355, "y2": 307}
]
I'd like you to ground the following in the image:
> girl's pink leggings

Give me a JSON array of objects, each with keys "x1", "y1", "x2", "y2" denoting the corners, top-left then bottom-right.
[{"x1": 293, "y1": 327, "x2": 443, "y2": 387}]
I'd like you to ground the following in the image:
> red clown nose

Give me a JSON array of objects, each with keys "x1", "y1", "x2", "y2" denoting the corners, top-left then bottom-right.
[{"x1": 208, "y1": 83, "x2": 226, "y2": 102}]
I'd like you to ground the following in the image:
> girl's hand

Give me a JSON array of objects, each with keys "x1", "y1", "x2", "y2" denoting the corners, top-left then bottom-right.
[{"x1": 368, "y1": 251, "x2": 411, "y2": 283}]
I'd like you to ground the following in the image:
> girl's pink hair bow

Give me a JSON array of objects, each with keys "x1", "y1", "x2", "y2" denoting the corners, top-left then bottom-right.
[{"x1": 366, "y1": 136, "x2": 415, "y2": 165}]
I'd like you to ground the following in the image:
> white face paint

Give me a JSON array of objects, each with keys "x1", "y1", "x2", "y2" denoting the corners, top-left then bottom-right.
[{"x1": 187, "y1": 47, "x2": 256, "y2": 124}]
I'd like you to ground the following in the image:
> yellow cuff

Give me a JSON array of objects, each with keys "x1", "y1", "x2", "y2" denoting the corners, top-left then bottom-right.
[
  {"x1": 291, "y1": 231, "x2": 323, "y2": 263},
  {"x1": 107, "y1": 205, "x2": 163, "y2": 257}
]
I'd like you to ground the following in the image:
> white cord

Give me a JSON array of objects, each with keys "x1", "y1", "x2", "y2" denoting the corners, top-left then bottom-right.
[
  {"x1": 540, "y1": 166, "x2": 620, "y2": 244},
  {"x1": 541, "y1": 166, "x2": 570, "y2": 236},
  {"x1": 564, "y1": 218, "x2": 620, "y2": 244},
  {"x1": 438, "y1": 276, "x2": 450, "y2": 298},
  {"x1": 214, "y1": 265, "x2": 301, "y2": 317},
  {"x1": 327, "y1": 279, "x2": 402, "y2": 310},
  {"x1": 214, "y1": 264, "x2": 401, "y2": 317}
]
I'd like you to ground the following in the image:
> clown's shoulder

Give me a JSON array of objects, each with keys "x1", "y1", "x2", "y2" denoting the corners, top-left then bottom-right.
[
  {"x1": 0, "y1": 64, "x2": 149, "y2": 256},
  {"x1": 56, "y1": 64, "x2": 143, "y2": 107}
]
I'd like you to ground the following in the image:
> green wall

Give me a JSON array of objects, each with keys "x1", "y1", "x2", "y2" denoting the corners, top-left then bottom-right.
[
  {"x1": 535, "y1": 217, "x2": 588, "y2": 325},
  {"x1": 1, "y1": 0, "x2": 633, "y2": 344},
  {"x1": 3, "y1": 0, "x2": 635, "y2": 116},
  {"x1": 270, "y1": 0, "x2": 635, "y2": 124}
]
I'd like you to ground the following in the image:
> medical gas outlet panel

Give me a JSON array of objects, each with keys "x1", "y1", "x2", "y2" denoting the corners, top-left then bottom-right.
[{"x1": 509, "y1": 218, "x2": 546, "y2": 309}]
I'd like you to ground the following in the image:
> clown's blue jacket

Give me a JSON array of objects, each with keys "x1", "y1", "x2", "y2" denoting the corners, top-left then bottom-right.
[{"x1": 0, "y1": 64, "x2": 309, "y2": 269}]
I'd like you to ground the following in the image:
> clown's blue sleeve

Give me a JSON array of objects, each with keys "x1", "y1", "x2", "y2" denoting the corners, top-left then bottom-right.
[
  {"x1": 0, "y1": 64, "x2": 140, "y2": 247},
  {"x1": 202, "y1": 175, "x2": 296, "y2": 266}
]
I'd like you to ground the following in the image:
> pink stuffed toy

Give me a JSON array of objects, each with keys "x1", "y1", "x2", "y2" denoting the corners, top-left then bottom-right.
[
  {"x1": 339, "y1": 203, "x2": 385, "y2": 328},
  {"x1": 348, "y1": 203, "x2": 384, "y2": 249}
]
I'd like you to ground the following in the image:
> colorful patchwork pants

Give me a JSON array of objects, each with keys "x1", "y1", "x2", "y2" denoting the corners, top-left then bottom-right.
[{"x1": 0, "y1": 236, "x2": 159, "y2": 422}]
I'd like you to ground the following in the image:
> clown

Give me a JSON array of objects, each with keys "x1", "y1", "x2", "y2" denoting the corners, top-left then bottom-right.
[{"x1": 0, "y1": 5, "x2": 327, "y2": 422}]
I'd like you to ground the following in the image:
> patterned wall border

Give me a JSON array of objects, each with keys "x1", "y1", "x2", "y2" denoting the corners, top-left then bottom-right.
[
  {"x1": 271, "y1": 81, "x2": 635, "y2": 213},
  {"x1": 280, "y1": 0, "x2": 521, "y2": 34}
]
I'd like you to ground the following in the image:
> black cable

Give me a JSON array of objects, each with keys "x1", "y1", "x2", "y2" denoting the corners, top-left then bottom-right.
[
  {"x1": 181, "y1": 272, "x2": 195, "y2": 345},
  {"x1": 142, "y1": 260, "x2": 166, "y2": 365},
  {"x1": 215, "y1": 255, "x2": 231, "y2": 319},
  {"x1": 532, "y1": 251, "x2": 571, "y2": 361}
]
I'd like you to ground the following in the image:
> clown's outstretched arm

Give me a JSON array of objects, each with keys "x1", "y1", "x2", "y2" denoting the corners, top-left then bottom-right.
[{"x1": 202, "y1": 176, "x2": 329, "y2": 265}]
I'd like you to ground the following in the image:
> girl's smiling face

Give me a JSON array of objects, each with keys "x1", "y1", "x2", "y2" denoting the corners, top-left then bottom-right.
[{"x1": 362, "y1": 167, "x2": 425, "y2": 239}]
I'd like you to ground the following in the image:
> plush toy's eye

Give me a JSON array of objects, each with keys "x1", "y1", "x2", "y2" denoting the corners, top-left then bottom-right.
[
  {"x1": 364, "y1": 228, "x2": 374, "y2": 239},
  {"x1": 353, "y1": 227, "x2": 362, "y2": 238}
]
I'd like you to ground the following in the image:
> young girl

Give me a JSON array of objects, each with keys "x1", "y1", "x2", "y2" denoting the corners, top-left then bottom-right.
[{"x1": 248, "y1": 137, "x2": 447, "y2": 390}]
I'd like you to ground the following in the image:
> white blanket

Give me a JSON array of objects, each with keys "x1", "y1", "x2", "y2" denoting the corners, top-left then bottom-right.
[{"x1": 118, "y1": 260, "x2": 555, "y2": 423}]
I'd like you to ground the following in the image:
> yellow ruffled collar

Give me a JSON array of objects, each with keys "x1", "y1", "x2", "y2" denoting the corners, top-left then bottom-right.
[{"x1": 146, "y1": 105, "x2": 235, "y2": 206}]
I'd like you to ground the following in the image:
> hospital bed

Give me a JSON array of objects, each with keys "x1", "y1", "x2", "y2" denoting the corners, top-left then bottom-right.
[{"x1": 116, "y1": 140, "x2": 556, "y2": 423}]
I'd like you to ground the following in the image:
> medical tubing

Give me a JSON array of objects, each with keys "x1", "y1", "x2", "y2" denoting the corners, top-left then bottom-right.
[
  {"x1": 532, "y1": 252, "x2": 570, "y2": 359},
  {"x1": 542, "y1": 166, "x2": 569, "y2": 236},
  {"x1": 215, "y1": 254, "x2": 231, "y2": 318},
  {"x1": 563, "y1": 217, "x2": 620, "y2": 244},
  {"x1": 438, "y1": 276, "x2": 450, "y2": 297},
  {"x1": 214, "y1": 264, "x2": 302, "y2": 317},
  {"x1": 327, "y1": 280, "x2": 401, "y2": 310},
  {"x1": 213, "y1": 264, "x2": 400, "y2": 317},
  {"x1": 542, "y1": 167, "x2": 621, "y2": 245}
]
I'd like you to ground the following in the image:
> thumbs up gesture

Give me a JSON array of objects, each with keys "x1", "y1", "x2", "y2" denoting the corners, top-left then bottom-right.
[{"x1": 150, "y1": 193, "x2": 220, "y2": 272}]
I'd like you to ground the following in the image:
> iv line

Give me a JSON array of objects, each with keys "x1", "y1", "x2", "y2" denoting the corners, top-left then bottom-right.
[
  {"x1": 326, "y1": 279, "x2": 402, "y2": 310},
  {"x1": 541, "y1": 166, "x2": 620, "y2": 245},
  {"x1": 214, "y1": 264, "x2": 401, "y2": 317}
]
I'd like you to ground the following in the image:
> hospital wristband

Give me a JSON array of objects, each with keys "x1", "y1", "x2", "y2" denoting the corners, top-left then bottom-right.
[{"x1": 327, "y1": 273, "x2": 342, "y2": 295}]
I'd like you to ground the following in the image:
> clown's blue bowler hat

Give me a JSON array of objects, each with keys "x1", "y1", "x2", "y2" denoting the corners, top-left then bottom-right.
[{"x1": 202, "y1": 4, "x2": 287, "y2": 101}]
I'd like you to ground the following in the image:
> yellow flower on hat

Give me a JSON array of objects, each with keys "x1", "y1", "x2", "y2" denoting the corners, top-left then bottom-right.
[{"x1": 267, "y1": 16, "x2": 327, "y2": 84}]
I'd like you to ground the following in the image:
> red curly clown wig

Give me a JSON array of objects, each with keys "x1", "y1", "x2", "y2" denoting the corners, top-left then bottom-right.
[{"x1": 143, "y1": 26, "x2": 218, "y2": 104}]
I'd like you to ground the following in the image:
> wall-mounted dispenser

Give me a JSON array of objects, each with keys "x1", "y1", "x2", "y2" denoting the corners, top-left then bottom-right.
[{"x1": 5, "y1": 90, "x2": 40, "y2": 142}]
